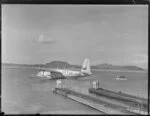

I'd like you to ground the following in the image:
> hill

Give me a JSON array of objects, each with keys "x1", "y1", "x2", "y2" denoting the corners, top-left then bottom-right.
[
  {"x1": 45, "y1": 61, "x2": 71, "y2": 68},
  {"x1": 92, "y1": 63, "x2": 144, "y2": 70},
  {"x1": 2, "y1": 61, "x2": 144, "y2": 71},
  {"x1": 45, "y1": 61, "x2": 144, "y2": 71},
  {"x1": 2, "y1": 63, "x2": 45, "y2": 68}
]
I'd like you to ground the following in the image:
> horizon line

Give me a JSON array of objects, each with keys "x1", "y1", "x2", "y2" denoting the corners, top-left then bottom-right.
[{"x1": 2, "y1": 61, "x2": 146, "y2": 70}]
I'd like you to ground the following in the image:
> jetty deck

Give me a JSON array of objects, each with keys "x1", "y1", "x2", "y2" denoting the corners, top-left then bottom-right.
[
  {"x1": 52, "y1": 79, "x2": 148, "y2": 114},
  {"x1": 88, "y1": 88, "x2": 148, "y2": 109},
  {"x1": 52, "y1": 87, "x2": 139, "y2": 114},
  {"x1": 89, "y1": 88, "x2": 147, "y2": 104}
]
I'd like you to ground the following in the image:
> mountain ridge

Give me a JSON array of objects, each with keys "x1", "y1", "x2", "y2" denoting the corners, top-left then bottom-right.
[{"x1": 2, "y1": 61, "x2": 145, "y2": 71}]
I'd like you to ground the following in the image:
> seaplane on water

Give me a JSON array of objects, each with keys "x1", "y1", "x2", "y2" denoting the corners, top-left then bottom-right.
[
  {"x1": 115, "y1": 75, "x2": 127, "y2": 80},
  {"x1": 29, "y1": 58, "x2": 92, "y2": 80}
]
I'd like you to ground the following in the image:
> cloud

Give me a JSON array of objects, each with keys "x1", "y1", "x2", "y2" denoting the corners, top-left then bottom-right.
[{"x1": 38, "y1": 34, "x2": 56, "y2": 44}]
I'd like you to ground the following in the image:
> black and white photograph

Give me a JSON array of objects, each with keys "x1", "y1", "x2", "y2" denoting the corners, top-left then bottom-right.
[{"x1": 1, "y1": 5, "x2": 148, "y2": 114}]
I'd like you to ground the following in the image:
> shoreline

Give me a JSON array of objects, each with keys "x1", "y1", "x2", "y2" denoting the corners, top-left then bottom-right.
[{"x1": 2, "y1": 65, "x2": 147, "y2": 73}]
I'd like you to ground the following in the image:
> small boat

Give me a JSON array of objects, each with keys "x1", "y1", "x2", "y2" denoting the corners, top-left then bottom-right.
[{"x1": 115, "y1": 75, "x2": 127, "y2": 80}]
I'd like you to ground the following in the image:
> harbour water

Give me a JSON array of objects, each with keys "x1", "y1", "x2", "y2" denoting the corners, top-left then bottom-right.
[{"x1": 2, "y1": 67, "x2": 148, "y2": 114}]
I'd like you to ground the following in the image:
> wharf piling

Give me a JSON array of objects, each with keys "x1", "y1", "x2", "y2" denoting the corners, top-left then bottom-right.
[
  {"x1": 88, "y1": 87, "x2": 148, "y2": 114},
  {"x1": 52, "y1": 87, "x2": 137, "y2": 114},
  {"x1": 52, "y1": 80, "x2": 141, "y2": 114}
]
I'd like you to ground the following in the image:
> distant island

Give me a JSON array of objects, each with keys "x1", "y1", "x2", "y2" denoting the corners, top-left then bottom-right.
[{"x1": 2, "y1": 61, "x2": 145, "y2": 71}]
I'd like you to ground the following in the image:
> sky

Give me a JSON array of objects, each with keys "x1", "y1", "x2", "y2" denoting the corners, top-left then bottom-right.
[{"x1": 2, "y1": 5, "x2": 148, "y2": 69}]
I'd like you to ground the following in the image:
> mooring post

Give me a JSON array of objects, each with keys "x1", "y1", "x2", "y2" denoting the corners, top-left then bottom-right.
[
  {"x1": 56, "y1": 79, "x2": 62, "y2": 88},
  {"x1": 96, "y1": 80, "x2": 99, "y2": 89},
  {"x1": 60, "y1": 79, "x2": 62, "y2": 88},
  {"x1": 138, "y1": 103, "x2": 140, "y2": 113},
  {"x1": 93, "y1": 80, "x2": 96, "y2": 89},
  {"x1": 56, "y1": 79, "x2": 59, "y2": 88}
]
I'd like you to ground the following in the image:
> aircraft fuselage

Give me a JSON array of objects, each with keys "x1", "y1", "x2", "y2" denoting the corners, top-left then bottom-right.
[{"x1": 32, "y1": 58, "x2": 92, "y2": 79}]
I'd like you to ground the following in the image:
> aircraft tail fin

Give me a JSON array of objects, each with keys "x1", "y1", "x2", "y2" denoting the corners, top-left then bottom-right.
[{"x1": 81, "y1": 58, "x2": 92, "y2": 74}]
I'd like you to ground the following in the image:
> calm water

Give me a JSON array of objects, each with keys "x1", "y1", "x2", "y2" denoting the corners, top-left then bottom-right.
[{"x1": 2, "y1": 67, "x2": 148, "y2": 114}]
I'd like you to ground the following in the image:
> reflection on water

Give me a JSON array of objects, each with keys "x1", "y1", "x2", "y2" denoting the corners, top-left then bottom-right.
[{"x1": 2, "y1": 67, "x2": 148, "y2": 114}]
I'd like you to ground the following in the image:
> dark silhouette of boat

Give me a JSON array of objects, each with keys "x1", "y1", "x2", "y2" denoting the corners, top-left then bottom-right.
[{"x1": 115, "y1": 75, "x2": 127, "y2": 80}]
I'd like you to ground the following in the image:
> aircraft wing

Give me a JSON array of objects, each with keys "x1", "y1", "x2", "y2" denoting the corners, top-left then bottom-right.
[
  {"x1": 50, "y1": 71, "x2": 65, "y2": 79},
  {"x1": 36, "y1": 67, "x2": 66, "y2": 79}
]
